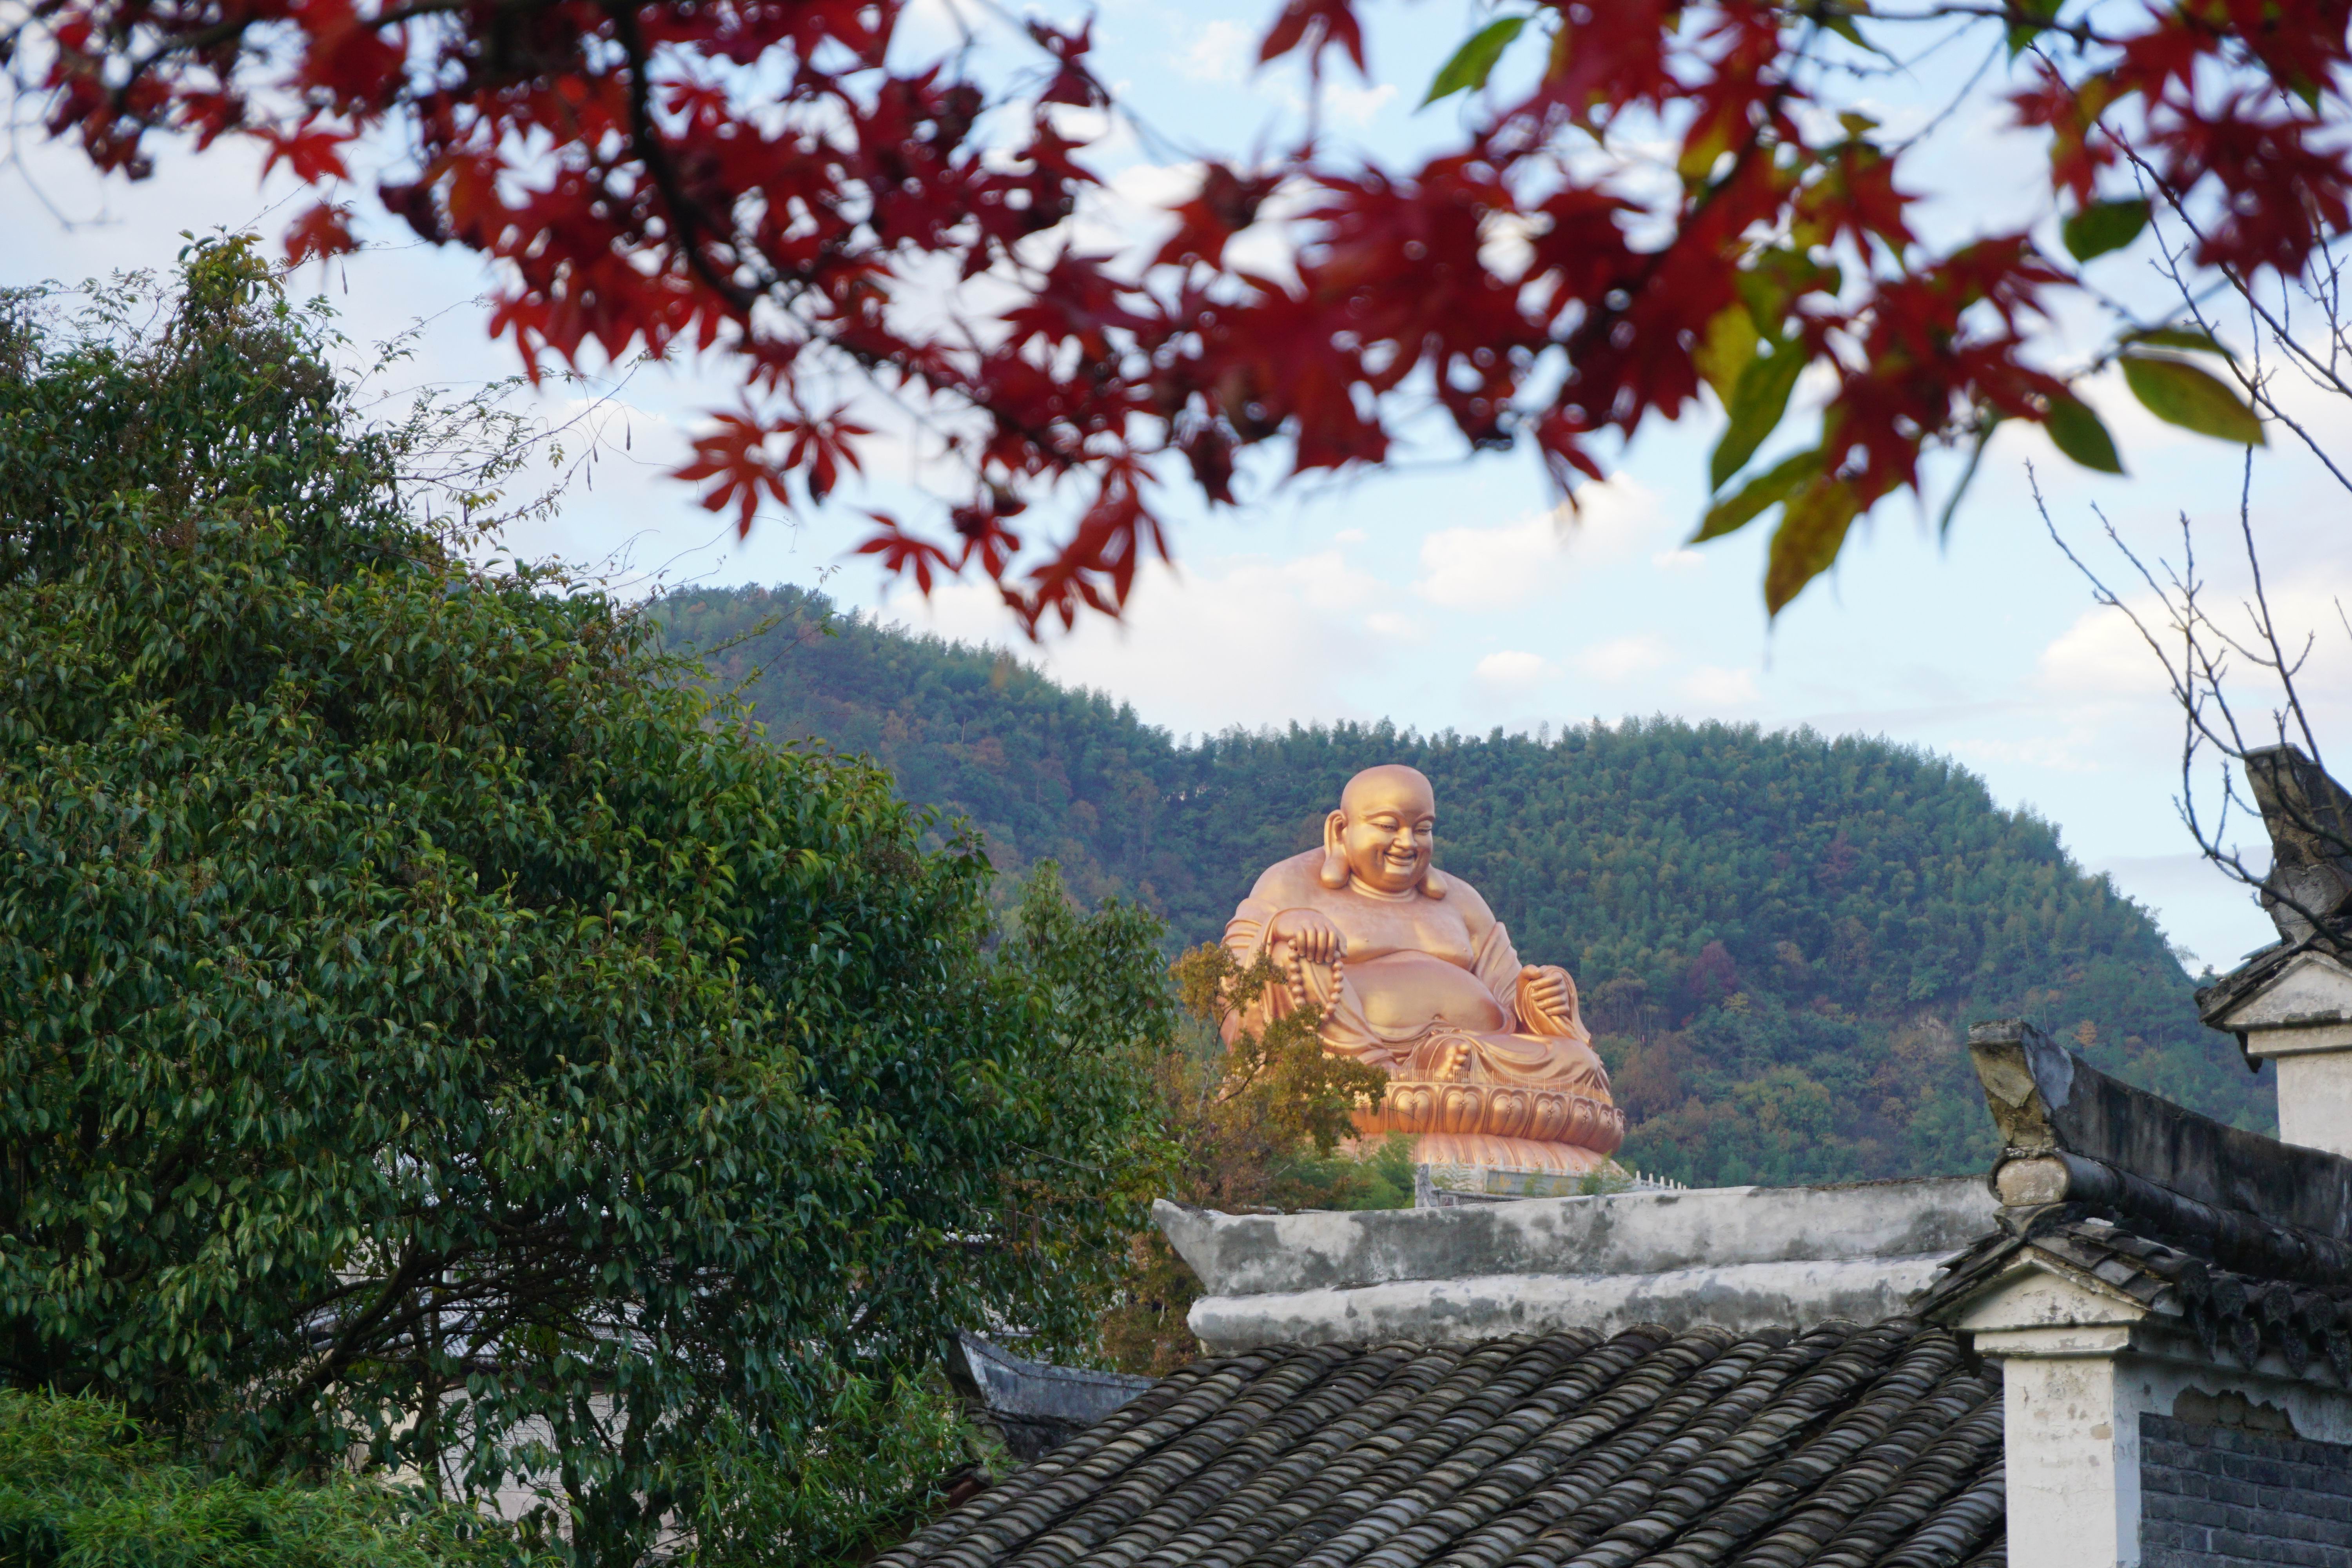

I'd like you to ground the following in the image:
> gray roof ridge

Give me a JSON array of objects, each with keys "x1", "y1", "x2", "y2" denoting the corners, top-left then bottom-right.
[{"x1": 1967, "y1": 1018, "x2": 2352, "y2": 1246}]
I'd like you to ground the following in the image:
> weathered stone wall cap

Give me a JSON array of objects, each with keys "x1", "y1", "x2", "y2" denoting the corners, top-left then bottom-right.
[
  {"x1": 1155, "y1": 1173, "x2": 1997, "y2": 1299},
  {"x1": 1188, "y1": 1251, "x2": 1959, "y2": 1351}
]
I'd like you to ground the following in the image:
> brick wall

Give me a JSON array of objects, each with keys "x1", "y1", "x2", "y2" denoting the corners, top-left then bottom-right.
[{"x1": 2141, "y1": 1412, "x2": 2352, "y2": 1567}]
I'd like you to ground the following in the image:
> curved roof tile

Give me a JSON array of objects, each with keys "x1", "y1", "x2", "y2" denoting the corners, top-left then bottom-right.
[{"x1": 880, "y1": 1321, "x2": 2003, "y2": 1568}]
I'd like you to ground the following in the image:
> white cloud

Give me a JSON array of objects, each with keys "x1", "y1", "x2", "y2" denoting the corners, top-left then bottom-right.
[
  {"x1": 1412, "y1": 478, "x2": 1669, "y2": 610},
  {"x1": 878, "y1": 549, "x2": 1390, "y2": 732},
  {"x1": 1176, "y1": 18, "x2": 1252, "y2": 83},
  {"x1": 1325, "y1": 81, "x2": 1398, "y2": 127},
  {"x1": 1416, "y1": 512, "x2": 1560, "y2": 610},
  {"x1": 1951, "y1": 735, "x2": 2104, "y2": 775},
  {"x1": 1680, "y1": 665, "x2": 1760, "y2": 705},
  {"x1": 1652, "y1": 547, "x2": 1706, "y2": 571},
  {"x1": 1572, "y1": 633, "x2": 1671, "y2": 682},
  {"x1": 2037, "y1": 599, "x2": 2172, "y2": 701},
  {"x1": 1334, "y1": 528, "x2": 1368, "y2": 544},
  {"x1": 1556, "y1": 477, "x2": 1672, "y2": 560},
  {"x1": 2038, "y1": 573, "x2": 2352, "y2": 719},
  {"x1": 1474, "y1": 650, "x2": 1556, "y2": 687},
  {"x1": 1057, "y1": 155, "x2": 1197, "y2": 263}
]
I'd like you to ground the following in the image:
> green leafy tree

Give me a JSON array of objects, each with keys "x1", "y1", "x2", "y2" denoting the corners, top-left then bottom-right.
[{"x1": 0, "y1": 245, "x2": 1171, "y2": 1566}]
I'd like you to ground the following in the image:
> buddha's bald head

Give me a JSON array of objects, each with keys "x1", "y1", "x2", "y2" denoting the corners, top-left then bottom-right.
[
  {"x1": 1323, "y1": 765, "x2": 1445, "y2": 896},
  {"x1": 1340, "y1": 764, "x2": 1435, "y2": 821}
]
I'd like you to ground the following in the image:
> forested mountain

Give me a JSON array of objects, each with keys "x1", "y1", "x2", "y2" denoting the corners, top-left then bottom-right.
[{"x1": 655, "y1": 583, "x2": 2270, "y2": 1187}]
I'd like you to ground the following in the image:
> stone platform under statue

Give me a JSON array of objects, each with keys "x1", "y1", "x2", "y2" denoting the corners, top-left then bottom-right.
[{"x1": 1222, "y1": 764, "x2": 1626, "y2": 1182}]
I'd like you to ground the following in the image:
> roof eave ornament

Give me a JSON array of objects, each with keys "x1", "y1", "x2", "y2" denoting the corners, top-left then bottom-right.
[{"x1": 2245, "y1": 744, "x2": 2352, "y2": 944}]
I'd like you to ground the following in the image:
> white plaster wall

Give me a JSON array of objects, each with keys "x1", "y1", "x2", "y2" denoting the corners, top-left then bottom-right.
[
  {"x1": 1998, "y1": 1336, "x2": 2142, "y2": 1568},
  {"x1": 2272, "y1": 1049, "x2": 2352, "y2": 1158}
]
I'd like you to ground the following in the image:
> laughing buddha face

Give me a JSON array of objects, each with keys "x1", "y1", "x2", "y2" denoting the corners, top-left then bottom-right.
[{"x1": 1330, "y1": 764, "x2": 1436, "y2": 896}]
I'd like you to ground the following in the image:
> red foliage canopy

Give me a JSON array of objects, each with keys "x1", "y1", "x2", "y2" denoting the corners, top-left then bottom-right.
[{"x1": 16, "y1": 0, "x2": 2349, "y2": 624}]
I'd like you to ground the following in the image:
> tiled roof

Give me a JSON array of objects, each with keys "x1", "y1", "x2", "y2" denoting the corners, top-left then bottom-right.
[
  {"x1": 879, "y1": 1319, "x2": 2005, "y2": 1568},
  {"x1": 1925, "y1": 1212, "x2": 2352, "y2": 1381},
  {"x1": 2194, "y1": 929, "x2": 2352, "y2": 1026}
]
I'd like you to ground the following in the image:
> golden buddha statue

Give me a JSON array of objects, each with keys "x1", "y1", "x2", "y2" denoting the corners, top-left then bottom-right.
[{"x1": 1222, "y1": 764, "x2": 1625, "y2": 1176}]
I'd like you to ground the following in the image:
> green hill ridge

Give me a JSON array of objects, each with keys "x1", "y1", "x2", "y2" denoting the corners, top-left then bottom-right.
[{"x1": 656, "y1": 583, "x2": 2269, "y2": 1187}]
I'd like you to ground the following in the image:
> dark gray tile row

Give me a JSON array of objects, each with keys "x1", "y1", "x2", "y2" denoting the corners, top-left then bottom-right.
[{"x1": 879, "y1": 1322, "x2": 2004, "y2": 1568}]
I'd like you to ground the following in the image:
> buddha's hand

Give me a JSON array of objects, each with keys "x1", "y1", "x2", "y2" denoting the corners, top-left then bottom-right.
[
  {"x1": 1517, "y1": 965, "x2": 1584, "y2": 1037},
  {"x1": 1267, "y1": 907, "x2": 1344, "y2": 965}
]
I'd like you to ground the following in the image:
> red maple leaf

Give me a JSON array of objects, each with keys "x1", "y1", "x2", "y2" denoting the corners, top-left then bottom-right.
[
  {"x1": 853, "y1": 512, "x2": 957, "y2": 593},
  {"x1": 284, "y1": 202, "x2": 357, "y2": 264},
  {"x1": 1259, "y1": 0, "x2": 1366, "y2": 76},
  {"x1": 675, "y1": 412, "x2": 790, "y2": 537}
]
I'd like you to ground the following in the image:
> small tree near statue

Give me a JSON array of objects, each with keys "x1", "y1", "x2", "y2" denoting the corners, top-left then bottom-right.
[{"x1": 1100, "y1": 943, "x2": 1396, "y2": 1376}]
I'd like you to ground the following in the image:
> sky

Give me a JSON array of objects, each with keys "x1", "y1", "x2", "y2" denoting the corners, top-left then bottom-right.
[{"x1": 7, "y1": 0, "x2": 2347, "y2": 972}]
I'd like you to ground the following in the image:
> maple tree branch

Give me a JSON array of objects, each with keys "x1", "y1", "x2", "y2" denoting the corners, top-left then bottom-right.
[
  {"x1": 2104, "y1": 133, "x2": 2352, "y2": 504},
  {"x1": 604, "y1": 0, "x2": 758, "y2": 315},
  {"x1": 18, "y1": 0, "x2": 2345, "y2": 631},
  {"x1": 97, "y1": 0, "x2": 535, "y2": 131},
  {"x1": 1857, "y1": 1, "x2": 2118, "y2": 47},
  {"x1": 370, "y1": 0, "x2": 495, "y2": 27},
  {"x1": 123, "y1": 16, "x2": 254, "y2": 82},
  {"x1": 1548, "y1": 64, "x2": 1805, "y2": 409},
  {"x1": 1884, "y1": 30, "x2": 2004, "y2": 154}
]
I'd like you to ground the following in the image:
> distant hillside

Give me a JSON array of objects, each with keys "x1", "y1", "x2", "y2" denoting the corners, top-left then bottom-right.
[{"x1": 655, "y1": 583, "x2": 2270, "y2": 1186}]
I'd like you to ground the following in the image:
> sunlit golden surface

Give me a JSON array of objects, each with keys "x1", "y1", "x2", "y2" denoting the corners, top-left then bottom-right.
[{"x1": 1223, "y1": 764, "x2": 1626, "y2": 1174}]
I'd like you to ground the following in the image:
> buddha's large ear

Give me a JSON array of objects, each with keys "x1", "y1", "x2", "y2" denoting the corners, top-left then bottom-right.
[
  {"x1": 1421, "y1": 866, "x2": 1449, "y2": 899},
  {"x1": 1318, "y1": 809, "x2": 1349, "y2": 889}
]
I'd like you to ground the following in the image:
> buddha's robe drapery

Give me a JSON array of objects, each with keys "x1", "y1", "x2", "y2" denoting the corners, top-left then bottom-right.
[
  {"x1": 1222, "y1": 892, "x2": 1624, "y2": 1174},
  {"x1": 1223, "y1": 897, "x2": 1593, "y2": 1083}
]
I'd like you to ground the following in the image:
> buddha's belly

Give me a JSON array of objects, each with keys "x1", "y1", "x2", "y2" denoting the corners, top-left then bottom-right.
[{"x1": 1353, "y1": 951, "x2": 1508, "y2": 1035}]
